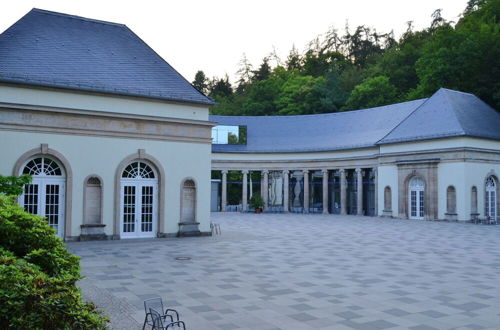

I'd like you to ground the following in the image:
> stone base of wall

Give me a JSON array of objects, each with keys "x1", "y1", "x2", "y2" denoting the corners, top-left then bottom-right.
[
  {"x1": 382, "y1": 210, "x2": 393, "y2": 217},
  {"x1": 178, "y1": 222, "x2": 201, "y2": 237},
  {"x1": 444, "y1": 213, "x2": 458, "y2": 221},
  {"x1": 79, "y1": 224, "x2": 107, "y2": 241}
]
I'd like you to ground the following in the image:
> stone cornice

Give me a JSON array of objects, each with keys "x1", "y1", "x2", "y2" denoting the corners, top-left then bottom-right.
[{"x1": 0, "y1": 103, "x2": 215, "y2": 144}]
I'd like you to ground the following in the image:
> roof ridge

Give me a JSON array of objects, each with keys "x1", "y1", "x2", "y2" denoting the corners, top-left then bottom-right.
[
  {"x1": 30, "y1": 8, "x2": 126, "y2": 28},
  {"x1": 211, "y1": 98, "x2": 428, "y2": 119},
  {"x1": 441, "y1": 89, "x2": 467, "y2": 135},
  {"x1": 375, "y1": 95, "x2": 434, "y2": 145}
]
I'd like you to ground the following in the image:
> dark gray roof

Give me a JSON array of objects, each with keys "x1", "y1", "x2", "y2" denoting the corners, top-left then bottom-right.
[
  {"x1": 211, "y1": 99, "x2": 426, "y2": 153},
  {"x1": 0, "y1": 9, "x2": 214, "y2": 105},
  {"x1": 378, "y1": 88, "x2": 500, "y2": 144},
  {"x1": 211, "y1": 89, "x2": 500, "y2": 153}
]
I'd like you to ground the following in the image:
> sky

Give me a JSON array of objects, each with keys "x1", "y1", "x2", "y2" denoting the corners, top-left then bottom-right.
[{"x1": 1, "y1": 0, "x2": 469, "y2": 84}]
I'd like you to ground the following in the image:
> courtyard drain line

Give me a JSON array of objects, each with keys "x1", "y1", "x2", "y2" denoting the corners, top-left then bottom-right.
[{"x1": 175, "y1": 257, "x2": 191, "y2": 261}]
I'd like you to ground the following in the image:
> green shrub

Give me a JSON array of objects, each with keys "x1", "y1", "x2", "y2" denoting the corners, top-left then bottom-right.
[
  {"x1": 0, "y1": 174, "x2": 31, "y2": 196},
  {"x1": 0, "y1": 195, "x2": 108, "y2": 329},
  {"x1": 249, "y1": 194, "x2": 264, "y2": 209}
]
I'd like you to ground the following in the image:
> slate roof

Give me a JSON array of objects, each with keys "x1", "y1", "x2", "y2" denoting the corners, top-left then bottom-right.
[
  {"x1": 378, "y1": 88, "x2": 500, "y2": 144},
  {"x1": 211, "y1": 99, "x2": 426, "y2": 153},
  {"x1": 0, "y1": 9, "x2": 214, "y2": 105},
  {"x1": 211, "y1": 89, "x2": 500, "y2": 153}
]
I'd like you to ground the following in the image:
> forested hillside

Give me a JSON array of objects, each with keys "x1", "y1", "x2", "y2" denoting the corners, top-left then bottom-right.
[{"x1": 193, "y1": 0, "x2": 499, "y2": 115}]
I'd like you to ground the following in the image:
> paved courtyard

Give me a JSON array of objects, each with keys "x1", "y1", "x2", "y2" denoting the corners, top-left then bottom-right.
[{"x1": 69, "y1": 214, "x2": 500, "y2": 330}]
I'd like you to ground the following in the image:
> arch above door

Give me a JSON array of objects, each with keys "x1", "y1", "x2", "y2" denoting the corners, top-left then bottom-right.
[{"x1": 13, "y1": 144, "x2": 73, "y2": 239}]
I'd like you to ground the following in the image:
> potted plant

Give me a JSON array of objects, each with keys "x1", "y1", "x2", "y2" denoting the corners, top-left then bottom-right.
[{"x1": 249, "y1": 194, "x2": 264, "y2": 213}]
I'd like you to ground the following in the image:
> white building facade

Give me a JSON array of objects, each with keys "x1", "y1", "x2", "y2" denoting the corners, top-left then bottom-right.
[
  {"x1": 0, "y1": 9, "x2": 215, "y2": 240},
  {"x1": 210, "y1": 89, "x2": 500, "y2": 222}
]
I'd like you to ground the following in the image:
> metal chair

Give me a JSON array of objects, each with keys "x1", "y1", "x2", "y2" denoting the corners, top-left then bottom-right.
[
  {"x1": 150, "y1": 308, "x2": 186, "y2": 330},
  {"x1": 210, "y1": 222, "x2": 221, "y2": 235},
  {"x1": 143, "y1": 298, "x2": 180, "y2": 330}
]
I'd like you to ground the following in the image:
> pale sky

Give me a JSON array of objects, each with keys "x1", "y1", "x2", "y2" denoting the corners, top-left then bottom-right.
[{"x1": 1, "y1": 0, "x2": 469, "y2": 84}]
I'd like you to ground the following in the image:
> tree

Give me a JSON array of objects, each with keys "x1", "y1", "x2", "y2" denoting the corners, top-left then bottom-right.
[
  {"x1": 286, "y1": 45, "x2": 302, "y2": 71},
  {"x1": 408, "y1": 0, "x2": 500, "y2": 108},
  {"x1": 192, "y1": 70, "x2": 208, "y2": 94},
  {"x1": 235, "y1": 53, "x2": 253, "y2": 94},
  {"x1": 251, "y1": 57, "x2": 271, "y2": 82},
  {"x1": 208, "y1": 75, "x2": 233, "y2": 100},
  {"x1": 344, "y1": 76, "x2": 398, "y2": 110}
]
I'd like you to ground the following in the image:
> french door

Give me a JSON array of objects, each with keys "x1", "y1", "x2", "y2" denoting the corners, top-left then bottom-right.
[
  {"x1": 120, "y1": 181, "x2": 157, "y2": 238},
  {"x1": 21, "y1": 179, "x2": 65, "y2": 237},
  {"x1": 409, "y1": 177, "x2": 424, "y2": 220}
]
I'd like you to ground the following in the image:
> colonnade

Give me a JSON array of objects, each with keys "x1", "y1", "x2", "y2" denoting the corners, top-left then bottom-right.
[{"x1": 217, "y1": 167, "x2": 377, "y2": 215}]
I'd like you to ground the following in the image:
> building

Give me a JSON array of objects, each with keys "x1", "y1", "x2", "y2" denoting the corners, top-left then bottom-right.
[
  {"x1": 210, "y1": 88, "x2": 500, "y2": 222},
  {"x1": 0, "y1": 9, "x2": 215, "y2": 240},
  {"x1": 1, "y1": 10, "x2": 499, "y2": 244}
]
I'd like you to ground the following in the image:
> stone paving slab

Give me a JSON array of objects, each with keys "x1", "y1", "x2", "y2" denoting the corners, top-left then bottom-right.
[{"x1": 69, "y1": 214, "x2": 500, "y2": 330}]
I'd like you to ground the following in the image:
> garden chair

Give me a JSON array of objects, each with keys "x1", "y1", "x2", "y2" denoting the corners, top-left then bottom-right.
[
  {"x1": 210, "y1": 222, "x2": 221, "y2": 235},
  {"x1": 143, "y1": 298, "x2": 180, "y2": 330},
  {"x1": 150, "y1": 308, "x2": 186, "y2": 330}
]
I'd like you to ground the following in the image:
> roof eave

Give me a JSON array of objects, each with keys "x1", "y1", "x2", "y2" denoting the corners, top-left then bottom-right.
[{"x1": 0, "y1": 79, "x2": 216, "y2": 107}]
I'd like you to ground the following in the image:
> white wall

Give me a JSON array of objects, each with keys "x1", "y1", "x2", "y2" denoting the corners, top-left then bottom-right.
[
  {"x1": 438, "y1": 162, "x2": 467, "y2": 220},
  {"x1": 380, "y1": 137, "x2": 500, "y2": 155},
  {"x1": 0, "y1": 85, "x2": 209, "y2": 121},
  {"x1": 463, "y1": 162, "x2": 500, "y2": 219},
  {"x1": 377, "y1": 165, "x2": 398, "y2": 216},
  {"x1": 0, "y1": 130, "x2": 212, "y2": 237}
]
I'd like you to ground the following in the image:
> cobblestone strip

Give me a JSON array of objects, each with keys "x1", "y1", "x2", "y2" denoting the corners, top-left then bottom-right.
[{"x1": 78, "y1": 278, "x2": 142, "y2": 330}]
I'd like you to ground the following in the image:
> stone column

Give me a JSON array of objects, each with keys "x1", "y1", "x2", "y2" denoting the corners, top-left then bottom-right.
[
  {"x1": 221, "y1": 170, "x2": 228, "y2": 212},
  {"x1": 356, "y1": 168, "x2": 363, "y2": 216},
  {"x1": 322, "y1": 169, "x2": 329, "y2": 214},
  {"x1": 262, "y1": 170, "x2": 269, "y2": 211},
  {"x1": 303, "y1": 170, "x2": 310, "y2": 213},
  {"x1": 374, "y1": 168, "x2": 378, "y2": 216},
  {"x1": 242, "y1": 170, "x2": 248, "y2": 212},
  {"x1": 340, "y1": 169, "x2": 347, "y2": 215},
  {"x1": 283, "y1": 170, "x2": 289, "y2": 213}
]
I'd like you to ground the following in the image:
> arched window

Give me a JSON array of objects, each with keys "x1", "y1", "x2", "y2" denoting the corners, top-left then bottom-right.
[
  {"x1": 84, "y1": 176, "x2": 102, "y2": 224},
  {"x1": 409, "y1": 177, "x2": 425, "y2": 220},
  {"x1": 122, "y1": 161, "x2": 155, "y2": 179},
  {"x1": 384, "y1": 186, "x2": 392, "y2": 212},
  {"x1": 120, "y1": 161, "x2": 158, "y2": 238},
  {"x1": 446, "y1": 186, "x2": 456, "y2": 214},
  {"x1": 485, "y1": 176, "x2": 497, "y2": 220},
  {"x1": 20, "y1": 157, "x2": 66, "y2": 237},
  {"x1": 181, "y1": 179, "x2": 196, "y2": 223},
  {"x1": 471, "y1": 186, "x2": 478, "y2": 214}
]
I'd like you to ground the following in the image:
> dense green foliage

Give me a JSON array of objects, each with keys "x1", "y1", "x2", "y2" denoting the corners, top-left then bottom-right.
[
  {"x1": 0, "y1": 175, "x2": 32, "y2": 196},
  {"x1": 197, "y1": 0, "x2": 499, "y2": 115},
  {"x1": 0, "y1": 177, "x2": 108, "y2": 329}
]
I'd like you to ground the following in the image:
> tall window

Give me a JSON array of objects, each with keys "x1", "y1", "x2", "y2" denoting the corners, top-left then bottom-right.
[
  {"x1": 20, "y1": 157, "x2": 66, "y2": 237},
  {"x1": 485, "y1": 176, "x2": 497, "y2": 219}
]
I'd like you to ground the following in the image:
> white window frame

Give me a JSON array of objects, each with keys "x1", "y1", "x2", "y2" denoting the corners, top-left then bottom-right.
[
  {"x1": 409, "y1": 177, "x2": 425, "y2": 220},
  {"x1": 19, "y1": 157, "x2": 66, "y2": 238},
  {"x1": 119, "y1": 162, "x2": 158, "y2": 238}
]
